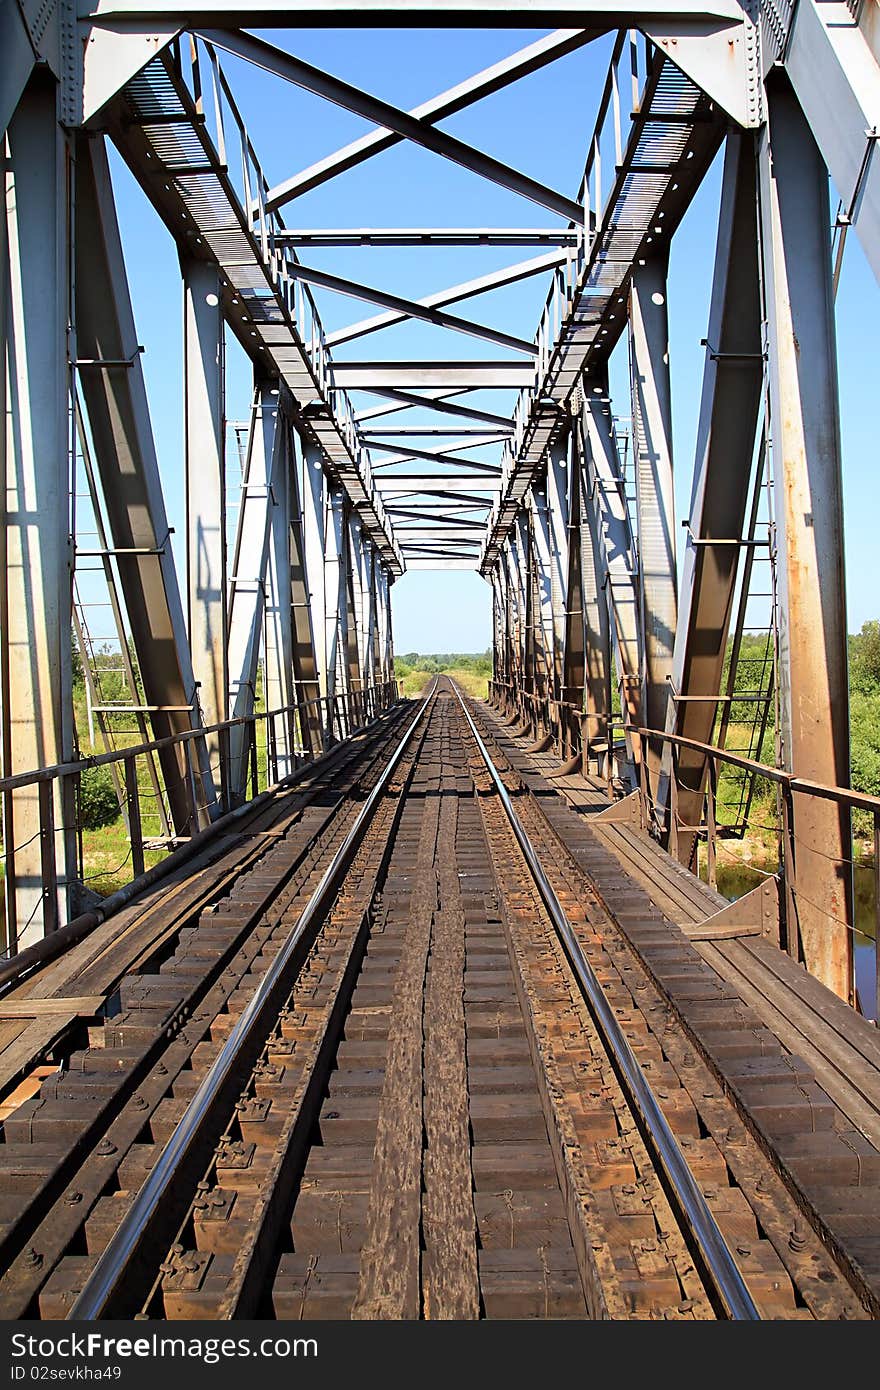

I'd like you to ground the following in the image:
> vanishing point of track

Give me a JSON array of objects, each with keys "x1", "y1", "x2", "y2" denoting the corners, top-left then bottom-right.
[{"x1": 0, "y1": 682, "x2": 868, "y2": 1320}]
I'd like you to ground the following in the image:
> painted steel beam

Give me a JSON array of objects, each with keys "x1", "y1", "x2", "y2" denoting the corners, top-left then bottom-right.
[
  {"x1": 357, "y1": 388, "x2": 513, "y2": 430},
  {"x1": 292, "y1": 261, "x2": 537, "y2": 355},
  {"x1": 182, "y1": 257, "x2": 227, "y2": 740},
  {"x1": 226, "y1": 381, "x2": 283, "y2": 799},
  {"x1": 197, "y1": 29, "x2": 583, "y2": 223},
  {"x1": 75, "y1": 133, "x2": 214, "y2": 836},
  {"x1": 2, "y1": 74, "x2": 76, "y2": 949},
  {"x1": 580, "y1": 390, "x2": 642, "y2": 742},
  {"x1": 630, "y1": 253, "x2": 676, "y2": 801},
  {"x1": 784, "y1": 0, "x2": 880, "y2": 287},
  {"x1": 325, "y1": 251, "x2": 566, "y2": 348},
  {"x1": 278, "y1": 228, "x2": 580, "y2": 247},
  {"x1": 354, "y1": 388, "x2": 467, "y2": 423},
  {"x1": 333, "y1": 362, "x2": 534, "y2": 390},
  {"x1": 254, "y1": 28, "x2": 595, "y2": 207},
  {"x1": 263, "y1": 412, "x2": 297, "y2": 776},
  {"x1": 364, "y1": 426, "x2": 512, "y2": 437},
  {"x1": 374, "y1": 474, "x2": 501, "y2": 493},
  {"x1": 83, "y1": 3, "x2": 748, "y2": 24},
  {"x1": 301, "y1": 437, "x2": 329, "y2": 706},
  {"x1": 287, "y1": 430, "x2": 322, "y2": 756},
  {"x1": 573, "y1": 424, "x2": 612, "y2": 751},
  {"x1": 758, "y1": 72, "x2": 853, "y2": 1001},
  {"x1": 667, "y1": 132, "x2": 763, "y2": 865}
]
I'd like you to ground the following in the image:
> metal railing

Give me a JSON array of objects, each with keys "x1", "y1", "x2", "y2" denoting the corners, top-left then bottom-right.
[
  {"x1": 1, "y1": 680, "x2": 398, "y2": 956},
  {"x1": 487, "y1": 678, "x2": 880, "y2": 1025}
]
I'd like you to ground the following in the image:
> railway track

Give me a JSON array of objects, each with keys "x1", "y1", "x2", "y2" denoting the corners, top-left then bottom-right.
[{"x1": 0, "y1": 680, "x2": 870, "y2": 1320}]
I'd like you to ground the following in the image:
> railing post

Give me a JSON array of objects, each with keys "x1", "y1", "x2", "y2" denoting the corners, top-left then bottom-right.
[
  {"x1": 38, "y1": 780, "x2": 58, "y2": 936},
  {"x1": 668, "y1": 744, "x2": 680, "y2": 858},
  {"x1": 124, "y1": 755, "x2": 145, "y2": 880},
  {"x1": 218, "y1": 725, "x2": 231, "y2": 814},
  {"x1": 249, "y1": 720, "x2": 259, "y2": 800},
  {"x1": 874, "y1": 811, "x2": 880, "y2": 1027},
  {"x1": 706, "y1": 757, "x2": 718, "y2": 892},
  {"x1": 781, "y1": 783, "x2": 799, "y2": 962}
]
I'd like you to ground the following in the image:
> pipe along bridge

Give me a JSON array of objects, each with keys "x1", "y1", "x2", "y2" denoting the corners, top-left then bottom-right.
[{"x1": 2, "y1": 1, "x2": 880, "y2": 1322}]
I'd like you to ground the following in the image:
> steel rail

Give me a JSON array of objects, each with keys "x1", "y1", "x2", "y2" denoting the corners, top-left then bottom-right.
[
  {"x1": 67, "y1": 682, "x2": 438, "y2": 1320},
  {"x1": 451, "y1": 682, "x2": 761, "y2": 1321}
]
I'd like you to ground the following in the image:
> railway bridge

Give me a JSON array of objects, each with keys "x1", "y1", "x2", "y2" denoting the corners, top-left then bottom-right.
[{"x1": 2, "y1": 0, "x2": 880, "y2": 1321}]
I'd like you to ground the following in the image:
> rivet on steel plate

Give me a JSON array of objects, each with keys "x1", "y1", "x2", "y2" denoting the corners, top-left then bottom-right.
[
  {"x1": 96, "y1": 1138, "x2": 117, "y2": 1156},
  {"x1": 65, "y1": 1191, "x2": 83, "y2": 1206}
]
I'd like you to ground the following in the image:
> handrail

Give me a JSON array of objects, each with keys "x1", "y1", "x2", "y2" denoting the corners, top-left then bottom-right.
[{"x1": 0, "y1": 684, "x2": 397, "y2": 796}]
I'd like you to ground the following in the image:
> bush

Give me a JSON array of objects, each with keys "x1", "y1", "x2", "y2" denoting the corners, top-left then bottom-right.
[{"x1": 79, "y1": 765, "x2": 121, "y2": 830}]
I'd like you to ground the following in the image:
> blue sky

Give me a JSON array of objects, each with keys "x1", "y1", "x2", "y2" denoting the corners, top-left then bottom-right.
[{"x1": 107, "y1": 26, "x2": 880, "y2": 655}]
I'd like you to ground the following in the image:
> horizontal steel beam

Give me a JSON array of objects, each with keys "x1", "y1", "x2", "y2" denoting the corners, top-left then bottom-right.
[
  {"x1": 277, "y1": 228, "x2": 581, "y2": 247},
  {"x1": 84, "y1": 3, "x2": 747, "y2": 24},
  {"x1": 333, "y1": 362, "x2": 534, "y2": 389},
  {"x1": 363, "y1": 425, "x2": 512, "y2": 437},
  {"x1": 374, "y1": 473, "x2": 502, "y2": 491}
]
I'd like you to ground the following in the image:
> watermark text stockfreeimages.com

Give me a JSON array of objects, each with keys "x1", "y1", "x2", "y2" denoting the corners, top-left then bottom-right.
[{"x1": 10, "y1": 1333, "x2": 316, "y2": 1371}]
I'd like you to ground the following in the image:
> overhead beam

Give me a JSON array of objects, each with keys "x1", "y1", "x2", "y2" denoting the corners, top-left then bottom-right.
[
  {"x1": 363, "y1": 426, "x2": 512, "y2": 437},
  {"x1": 358, "y1": 387, "x2": 514, "y2": 430},
  {"x1": 368, "y1": 439, "x2": 504, "y2": 469},
  {"x1": 252, "y1": 28, "x2": 595, "y2": 207},
  {"x1": 290, "y1": 261, "x2": 537, "y2": 355},
  {"x1": 333, "y1": 362, "x2": 534, "y2": 389},
  {"x1": 325, "y1": 251, "x2": 565, "y2": 348},
  {"x1": 277, "y1": 228, "x2": 580, "y2": 247},
  {"x1": 374, "y1": 474, "x2": 501, "y2": 493},
  {"x1": 197, "y1": 29, "x2": 584, "y2": 223},
  {"x1": 84, "y1": 3, "x2": 747, "y2": 26},
  {"x1": 354, "y1": 388, "x2": 467, "y2": 423}
]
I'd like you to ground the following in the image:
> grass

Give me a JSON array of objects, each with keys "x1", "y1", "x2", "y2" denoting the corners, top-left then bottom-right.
[{"x1": 398, "y1": 666, "x2": 489, "y2": 700}]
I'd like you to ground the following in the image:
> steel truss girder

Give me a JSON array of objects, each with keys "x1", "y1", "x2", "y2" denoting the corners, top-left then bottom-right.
[
  {"x1": 667, "y1": 131, "x2": 763, "y2": 865},
  {"x1": 322, "y1": 252, "x2": 566, "y2": 351},
  {"x1": 75, "y1": 132, "x2": 215, "y2": 835},
  {"x1": 197, "y1": 28, "x2": 583, "y2": 223},
  {"x1": 630, "y1": 252, "x2": 677, "y2": 798},
  {"x1": 183, "y1": 257, "x2": 227, "y2": 738},
  {"x1": 580, "y1": 389, "x2": 642, "y2": 743},
  {"x1": 2, "y1": 73, "x2": 77, "y2": 949},
  {"x1": 758, "y1": 71, "x2": 853, "y2": 1002}
]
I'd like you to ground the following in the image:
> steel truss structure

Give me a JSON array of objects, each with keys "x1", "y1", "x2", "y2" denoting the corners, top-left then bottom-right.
[{"x1": 2, "y1": 1, "x2": 878, "y2": 1002}]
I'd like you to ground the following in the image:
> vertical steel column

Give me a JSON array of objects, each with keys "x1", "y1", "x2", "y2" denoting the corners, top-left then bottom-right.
[
  {"x1": 2, "y1": 74, "x2": 76, "y2": 948},
  {"x1": 758, "y1": 72, "x2": 853, "y2": 1000},
  {"x1": 572, "y1": 417, "x2": 611, "y2": 769},
  {"x1": 630, "y1": 253, "x2": 677, "y2": 804},
  {"x1": 226, "y1": 378, "x2": 281, "y2": 800},
  {"x1": 182, "y1": 258, "x2": 227, "y2": 747},
  {"x1": 530, "y1": 476, "x2": 556, "y2": 736},
  {"x1": 581, "y1": 388, "x2": 642, "y2": 749},
  {"x1": 323, "y1": 483, "x2": 347, "y2": 740},
  {"x1": 545, "y1": 432, "x2": 570, "y2": 706},
  {"x1": 75, "y1": 134, "x2": 214, "y2": 836},
  {"x1": 288, "y1": 430, "x2": 322, "y2": 755},
  {"x1": 668, "y1": 132, "x2": 764, "y2": 868},
  {"x1": 263, "y1": 414, "x2": 296, "y2": 778},
  {"x1": 301, "y1": 440, "x2": 328, "y2": 707}
]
